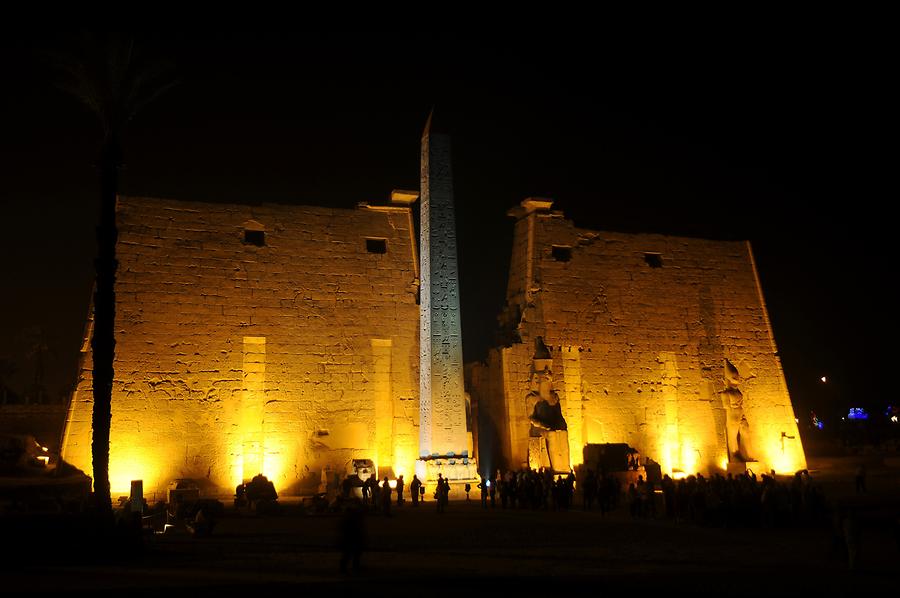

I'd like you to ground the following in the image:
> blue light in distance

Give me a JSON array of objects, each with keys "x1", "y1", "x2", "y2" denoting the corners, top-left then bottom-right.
[{"x1": 847, "y1": 408, "x2": 869, "y2": 420}]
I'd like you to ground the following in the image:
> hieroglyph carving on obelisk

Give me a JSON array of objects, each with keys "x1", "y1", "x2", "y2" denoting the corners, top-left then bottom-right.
[{"x1": 419, "y1": 112, "x2": 470, "y2": 464}]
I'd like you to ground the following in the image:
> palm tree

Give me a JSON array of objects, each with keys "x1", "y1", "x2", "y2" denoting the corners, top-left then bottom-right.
[{"x1": 46, "y1": 33, "x2": 176, "y2": 518}]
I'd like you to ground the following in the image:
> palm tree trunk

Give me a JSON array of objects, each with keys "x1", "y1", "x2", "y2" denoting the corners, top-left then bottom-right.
[{"x1": 91, "y1": 135, "x2": 120, "y2": 519}]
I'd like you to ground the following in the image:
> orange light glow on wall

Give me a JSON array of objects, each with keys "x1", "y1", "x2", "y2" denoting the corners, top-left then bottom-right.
[
  {"x1": 108, "y1": 441, "x2": 166, "y2": 496},
  {"x1": 262, "y1": 439, "x2": 289, "y2": 488},
  {"x1": 392, "y1": 441, "x2": 415, "y2": 480},
  {"x1": 760, "y1": 431, "x2": 805, "y2": 475},
  {"x1": 680, "y1": 438, "x2": 698, "y2": 476}
]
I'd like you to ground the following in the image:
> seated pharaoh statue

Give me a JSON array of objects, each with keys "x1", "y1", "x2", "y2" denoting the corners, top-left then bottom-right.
[
  {"x1": 721, "y1": 359, "x2": 754, "y2": 463},
  {"x1": 526, "y1": 337, "x2": 570, "y2": 473}
]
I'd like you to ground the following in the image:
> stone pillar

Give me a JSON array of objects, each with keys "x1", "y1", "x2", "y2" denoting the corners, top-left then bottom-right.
[{"x1": 417, "y1": 112, "x2": 476, "y2": 482}]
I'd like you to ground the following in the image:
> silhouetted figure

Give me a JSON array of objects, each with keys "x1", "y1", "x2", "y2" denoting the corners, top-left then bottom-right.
[
  {"x1": 435, "y1": 476, "x2": 450, "y2": 513},
  {"x1": 661, "y1": 474, "x2": 675, "y2": 519},
  {"x1": 396, "y1": 475, "x2": 405, "y2": 506},
  {"x1": 478, "y1": 477, "x2": 488, "y2": 508},
  {"x1": 410, "y1": 475, "x2": 421, "y2": 507},
  {"x1": 628, "y1": 483, "x2": 639, "y2": 518},
  {"x1": 361, "y1": 477, "x2": 370, "y2": 505},
  {"x1": 464, "y1": 482, "x2": 471, "y2": 501},
  {"x1": 338, "y1": 502, "x2": 366, "y2": 575},
  {"x1": 367, "y1": 474, "x2": 379, "y2": 512},
  {"x1": 246, "y1": 473, "x2": 277, "y2": 511},
  {"x1": 381, "y1": 477, "x2": 392, "y2": 517},
  {"x1": 840, "y1": 506, "x2": 860, "y2": 571},
  {"x1": 489, "y1": 477, "x2": 496, "y2": 508},
  {"x1": 234, "y1": 483, "x2": 247, "y2": 508}
]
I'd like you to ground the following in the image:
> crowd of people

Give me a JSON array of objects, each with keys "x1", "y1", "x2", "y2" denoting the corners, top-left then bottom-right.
[
  {"x1": 337, "y1": 465, "x2": 829, "y2": 530},
  {"x1": 330, "y1": 465, "x2": 864, "y2": 575},
  {"x1": 477, "y1": 469, "x2": 585, "y2": 511},
  {"x1": 645, "y1": 470, "x2": 828, "y2": 528}
]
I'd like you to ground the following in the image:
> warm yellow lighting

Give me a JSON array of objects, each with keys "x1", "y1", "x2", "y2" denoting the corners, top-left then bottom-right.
[
  {"x1": 719, "y1": 457, "x2": 729, "y2": 471},
  {"x1": 241, "y1": 336, "x2": 266, "y2": 483},
  {"x1": 229, "y1": 440, "x2": 245, "y2": 487},
  {"x1": 388, "y1": 479, "x2": 397, "y2": 489},
  {"x1": 820, "y1": 376, "x2": 827, "y2": 383},
  {"x1": 772, "y1": 453, "x2": 792, "y2": 475},
  {"x1": 108, "y1": 443, "x2": 165, "y2": 496},
  {"x1": 760, "y1": 431, "x2": 805, "y2": 475},
  {"x1": 662, "y1": 440, "x2": 676, "y2": 476},
  {"x1": 37, "y1": 455, "x2": 50, "y2": 466},
  {"x1": 680, "y1": 438, "x2": 697, "y2": 476},
  {"x1": 262, "y1": 438, "x2": 289, "y2": 489},
  {"x1": 672, "y1": 470, "x2": 688, "y2": 480},
  {"x1": 392, "y1": 441, "x2": 415, "y2": 481}
]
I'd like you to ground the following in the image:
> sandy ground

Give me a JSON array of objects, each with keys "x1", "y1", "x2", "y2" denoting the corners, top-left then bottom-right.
[{"x1": 4, "y1": 457, "x2": 899, "y2": 596}]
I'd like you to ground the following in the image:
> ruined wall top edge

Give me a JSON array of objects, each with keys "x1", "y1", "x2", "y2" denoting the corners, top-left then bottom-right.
[{"x1": 117, "y1": 195, "x2": 409, "y2": 219}]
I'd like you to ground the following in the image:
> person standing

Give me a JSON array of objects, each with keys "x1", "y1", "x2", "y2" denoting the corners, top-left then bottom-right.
[
  {"x1": 338, "y1": 502, "x2": 366, "y2": 575},
  {"x1": 410, "y1": 475, "x2": 421, "y2": 507},
  {"x1": 478, "y1": 476, "x2": 489, "y2": 508},
  {"x1": 435, "y1": 474, "x2": 444, "y2": 513},
  {"x1": 361, "y1": 476, "x2": 370, "y2": 506},
  {"x1": 396, "y1": 475, "x2": 405, "y2": 506},
  {"x1": 381, "y1": 477, "x2": 392, "y2": 517},
  {"x1": 367, "y1": 473, "x2": 379, "y2": 512}
]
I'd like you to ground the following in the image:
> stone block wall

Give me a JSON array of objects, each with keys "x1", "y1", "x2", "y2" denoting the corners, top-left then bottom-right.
[
  {"x1": 474, "y1": 202, "x2": 806, "y2": 475},
  {"x1": 61, "y1": 197, "x2": 420, "y2": 496}
]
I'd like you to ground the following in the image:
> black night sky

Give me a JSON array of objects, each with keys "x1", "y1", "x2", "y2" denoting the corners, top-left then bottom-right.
[{"x1": 0, "y1": 31, "x2": 892, "y2": 429}]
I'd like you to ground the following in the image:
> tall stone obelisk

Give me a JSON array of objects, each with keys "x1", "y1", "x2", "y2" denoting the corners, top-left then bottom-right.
[{"x1": 417, "y1": 111, "x2": 476, "y2": 482}]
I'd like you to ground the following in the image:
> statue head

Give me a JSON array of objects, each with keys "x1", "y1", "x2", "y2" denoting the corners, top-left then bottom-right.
[
  {"x1": 533, "y1": 336, "x2": 552, "y2": 360},
  {"x1": 724, "y1": 359, "x2": 742, "y2": 388},
  {"x1": 529, "y1": 365, "x2": 556, "y2": 402},
  {"x1": 531, "y1": 337, "x2": 554, "y2": 399}
]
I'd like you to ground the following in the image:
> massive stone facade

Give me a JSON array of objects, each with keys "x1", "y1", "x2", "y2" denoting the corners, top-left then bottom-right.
[
  {"x1": 470, "y1": 199, "x2": 806, "y2": 476},
  {"x1": 61, "y1": 196, "x2": 420, "y2": 497},
  {"x1": 59, "y1": 168, "x2": 807, "y2": 498}
]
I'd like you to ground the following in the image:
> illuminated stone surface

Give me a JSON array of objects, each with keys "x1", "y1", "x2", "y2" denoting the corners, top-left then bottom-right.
[
  {"x1": 418, "y1": 113, "x2": 476, "y2": 481},
  {"x1": 470, "y1": 199, "x2": 806, "y2": 476},
  {"x1": 61, "y1": 197, "x2": 420, "y2": 496}
]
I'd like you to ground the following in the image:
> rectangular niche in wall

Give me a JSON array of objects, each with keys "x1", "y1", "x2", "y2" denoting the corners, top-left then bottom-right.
[
  {"x1": 366, "y1": 238, "x2": 388, "y2": 254},
  {"x1": 552, "y1": 245, "x2": 572, "y2": 262}
]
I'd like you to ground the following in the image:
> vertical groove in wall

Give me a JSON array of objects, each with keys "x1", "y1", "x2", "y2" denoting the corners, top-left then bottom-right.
[
  {"x1": 241, "y1": 336, "x2": 266, "y2": 481},
  {"x1": 371, "y1": 338, "x2": 393, "y2": 476},
  {"x1": 561, "y1": 347, "x2": 584, "y2": 466}
]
